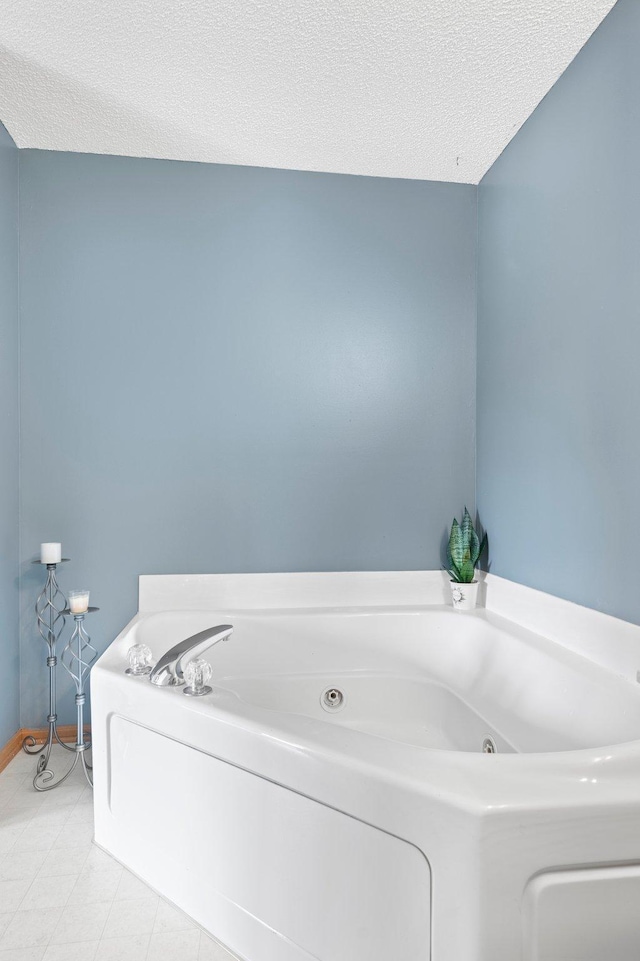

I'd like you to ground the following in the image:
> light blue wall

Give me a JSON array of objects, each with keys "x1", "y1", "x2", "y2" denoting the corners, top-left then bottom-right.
[
  {"x1": 19, "y1": 151, "x2": 476, "y2": 725},
  {"x1": 0, "y1": 122, "x2": 20, "y2": 745},
  {"x1": 478, "y1": 0, "x2": 640, "y2": 622}
]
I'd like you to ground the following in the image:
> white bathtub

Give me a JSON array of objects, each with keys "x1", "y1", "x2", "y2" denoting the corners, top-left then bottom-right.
[{"x1": 92, "y1": 572, "x2": 640, "y2": 961}]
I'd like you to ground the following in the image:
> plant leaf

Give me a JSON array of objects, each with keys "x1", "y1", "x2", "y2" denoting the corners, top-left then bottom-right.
[
  {"x1": 469, "y1": 527, "x2": 480, "y2": 565},
  {"x1": 448, "y1": 519, "x2": 465, "y2": 569},
  {"x1": 479, "y1": 532, "x2": 488, "y2": 559},
  {"x1": 459, "y1": 558, "x2": 475, "y2": 582}
]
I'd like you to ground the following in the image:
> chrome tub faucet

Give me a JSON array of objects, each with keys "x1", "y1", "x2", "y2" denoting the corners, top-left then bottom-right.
[{"x1": 149, "y1": 624, "x2": 233, "y2": 687}]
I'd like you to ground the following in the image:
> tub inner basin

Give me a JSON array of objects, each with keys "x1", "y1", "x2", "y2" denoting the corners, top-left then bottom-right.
[
  {"x1": 218, "y1": 673, "x2": 514, "y2": 752},
  {"x1": 132, "y1": 607, "x2": 640, "y2": 754}
]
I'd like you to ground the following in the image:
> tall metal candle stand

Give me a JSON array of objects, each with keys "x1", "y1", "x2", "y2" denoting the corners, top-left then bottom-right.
[{"x1": 23, "y1": 559, "x2": 75, "y2": 787}]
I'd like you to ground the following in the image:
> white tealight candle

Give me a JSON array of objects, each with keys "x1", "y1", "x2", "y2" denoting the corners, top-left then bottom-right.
[
  {"x1": 40, "y1": 543, "x2": 62, "y2": 564},
  {"x1": 69, "y1": 590, "x2": 90, "y2": 614}
]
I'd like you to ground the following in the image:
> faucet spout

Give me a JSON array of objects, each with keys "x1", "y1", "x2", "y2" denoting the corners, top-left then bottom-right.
[{"x1": 149, "y1": 624, "x2": 233, "y2": 687}]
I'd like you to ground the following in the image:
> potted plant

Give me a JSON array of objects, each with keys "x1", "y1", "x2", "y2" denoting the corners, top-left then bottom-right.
[{"x1": 445, "y1": 508, "x2": 487, "y2": 611}]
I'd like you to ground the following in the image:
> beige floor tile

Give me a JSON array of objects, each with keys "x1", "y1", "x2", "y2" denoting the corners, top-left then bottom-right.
[
  {"x1": 19, "y1": 873, "x2": 77, "y2": 910},
  {"x1": 197, "y1": 934, "x2": 239, "y2": 961},
  {"x1": 52, "y1": 821, "x2": 94, "y2": 849},
  {"x1": 4, "y1": 753, "x2": 43, "y2": 775},
  {"x1": 71, "y1": 868, "x2": 122, "y2": 904},
  {"x1": 0, "y1": 781, "x2": 23, "y2": 808},
  {"x1": 0, "y1": 881, "x2": 30, "y2": 914},
  {"x1": 2, "y1": 789, "x2": 43, "y2": 809},
  {"x1": 43, "y1": 941, "x2": 98, "y2": 961},
  {"x1": 0, "y1": 908, "x2": 61, "y2": 949},
  {"x1": 23, "y1": 814, "x2": 67, "y2": 835},
  {"x1": 0, "y1": 852, "x2": 47, "y2": 882},
  {"x1": 37, "y1": 846, "x2": 90, "y2": 878},
  {"x1": 153, "y1": 899, "x2": 197, "y2": 934},
  {"x1": 48, "y1": 901, "x2": 111, "y2": 945},
  {"x1": 44, "y1": 784, "x2": 85, "y2": 808},
  {"x1": 102, "y1": 897, "x2": 159, "y2": 940},
  {"x1": 0, "y1": 829, "x2": 23, "y2": 857},
  {"x1": 1, "y1": 800, "x2": 44, "y2": 822},
  {"x1": 13, "y1": 823, "x2": 61, "y2": 854},
  {"x1": 147, "y1": 928, "x2": 200, "y2": 961},
  {"x1": 94, "y1": 934, "x2": 150, "y2": 961},
  {"x1": 83, "y1": 847, "x2": 119, "y2": 875},
  {"x1": 0, "y1": 947, "x2": 47, "y2": 960},
  {"x1": 114, "y1": 870, "x2": 155, "y2": 902},
  {"x1": 68, "y1": 802, "x2": 95, "y2": 825}
]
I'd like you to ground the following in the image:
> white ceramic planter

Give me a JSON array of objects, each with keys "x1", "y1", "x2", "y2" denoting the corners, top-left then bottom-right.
[{"x1": 450, "y1": 579, "x2": 479, "y2": 611}]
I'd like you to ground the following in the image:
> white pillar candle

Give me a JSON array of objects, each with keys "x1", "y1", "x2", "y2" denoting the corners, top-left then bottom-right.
[
  {"x1": 40, "y1": 543, "x2": 62, "y2": 564},
  {"x1": 69, "y1": 590, "x2": 90, "y2": 614}
]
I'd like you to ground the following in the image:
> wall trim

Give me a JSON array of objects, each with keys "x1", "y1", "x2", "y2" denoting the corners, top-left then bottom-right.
[{"x1": 0, "y1": 726, "x2": 91, "y2": 775}]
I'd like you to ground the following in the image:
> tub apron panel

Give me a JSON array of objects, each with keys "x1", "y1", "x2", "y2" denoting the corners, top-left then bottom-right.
[{"x1": 103, "y1": 715, "x2": 432, "y2": 961}]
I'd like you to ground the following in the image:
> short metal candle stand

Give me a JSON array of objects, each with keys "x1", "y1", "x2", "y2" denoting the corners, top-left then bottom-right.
[
  {"x1": 31, "y1": 602, "x2": 99, "y2": 792},
  {"x1": 39, "y1": 606, "x2": 99, "y2": 790},
  {"x1": 23, "y1": 559, "x2": 76, "y2": 787}
]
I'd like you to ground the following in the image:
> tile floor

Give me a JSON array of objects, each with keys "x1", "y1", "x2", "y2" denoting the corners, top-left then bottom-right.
[{"x1": 0, "y1": 745, "x2": 237, "y2": 961}]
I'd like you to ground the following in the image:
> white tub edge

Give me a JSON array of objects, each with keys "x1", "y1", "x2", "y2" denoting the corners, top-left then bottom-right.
[{"x1": 138, "y1": 569, "x2": 640, "y2": 685}]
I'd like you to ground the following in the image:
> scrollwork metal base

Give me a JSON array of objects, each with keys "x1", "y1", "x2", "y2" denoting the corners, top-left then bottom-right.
[{"x1": 33, "y1": 608, "x2": 98, "y2": 792}]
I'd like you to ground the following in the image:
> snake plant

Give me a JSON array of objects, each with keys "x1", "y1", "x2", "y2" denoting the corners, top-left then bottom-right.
[{"x1": 446, "y1": 508, "x2": 487, "y2": 583}]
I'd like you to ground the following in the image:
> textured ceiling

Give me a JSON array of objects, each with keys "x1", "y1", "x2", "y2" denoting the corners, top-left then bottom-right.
[{"x1": 0, "y1": 0, "x2": 615, "y2": 183}]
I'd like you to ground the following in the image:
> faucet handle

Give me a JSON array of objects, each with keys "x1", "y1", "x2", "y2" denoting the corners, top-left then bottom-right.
[
  {"x1": 126, "y1": 643, "x2": 153, "y2": 676},
  {"x1": 183, "y1": 658, "x2": 213, "y2": 697}
]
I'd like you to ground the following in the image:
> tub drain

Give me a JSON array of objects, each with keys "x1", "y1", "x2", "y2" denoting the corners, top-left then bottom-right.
[
  {"x1": 321, "y1": 687, "x2": 346, "y2": 712},
  {"x1": 482, "y1": 736, "x2": 497, "y2": 754}
]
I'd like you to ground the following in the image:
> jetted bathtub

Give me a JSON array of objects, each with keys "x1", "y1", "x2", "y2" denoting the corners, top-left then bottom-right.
[{"x1": 91, "y1": 572, "x2": 640, "y2": 961}]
